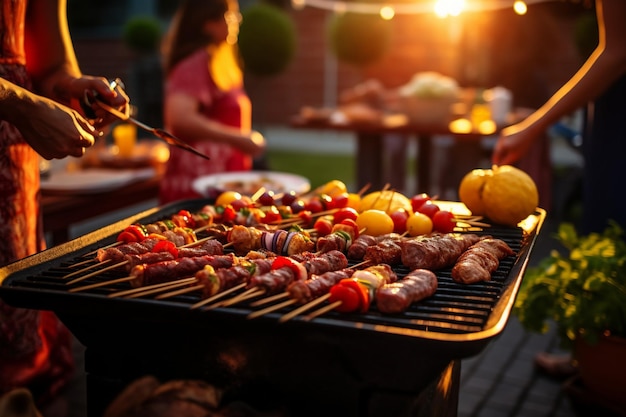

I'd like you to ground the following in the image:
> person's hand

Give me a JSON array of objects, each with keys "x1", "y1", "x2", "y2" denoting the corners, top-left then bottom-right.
[
  {"x1": 491, "y1": 123, "x2": 539, "y2": 166},
  {"x1": 67, "y1": 76, "x2": 130, "y2": 131},
  {"x1": 248, "y1": 130, "x2": 267, "y2": 158},
  {"x1": 15, "y1": 94, "x2": 97, "y2": 159}
]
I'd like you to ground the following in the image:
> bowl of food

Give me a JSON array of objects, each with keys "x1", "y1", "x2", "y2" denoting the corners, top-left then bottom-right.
[{"x1": 192, "y1": 171, "x2": 310, "y2": 199}]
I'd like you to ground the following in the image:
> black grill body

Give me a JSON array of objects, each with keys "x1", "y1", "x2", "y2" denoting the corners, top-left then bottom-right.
[{"x1": 0, "y1": 199, "x2": 546, "y2": 417}]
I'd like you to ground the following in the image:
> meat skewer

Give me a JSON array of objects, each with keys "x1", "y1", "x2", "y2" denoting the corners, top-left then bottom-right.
[
  {"x1": 304, "y1": 264, "x2": 398, "y2": 320},
  {"x1": 69, "y1": 253, "x2": 239, "y2": 292},
  {"x1": 65, "y1": 238, "x2": 223, "y2": 286},
  {"x1": 375, "y1": 269, "x2": 438, "y2": 314},
  {"x1": 399, "y1": 233, "x2": 482, "y2": 270},
  {"x1": 248, "y1": 268, "x2": 356, "y2": 320},
  {"x1": 451, "y1": 237, "x2": 515, "y2": 284},
  {"x1": 212, "y1": 250, "x2": 348, "y2": 309}
]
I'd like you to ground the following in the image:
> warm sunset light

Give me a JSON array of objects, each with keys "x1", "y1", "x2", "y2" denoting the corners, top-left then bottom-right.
[
  {"x1": 449, "y1": 118, "x2": 473, "y2": 134},
  {"x1": 434, "y1": 0, "x2": 465, "y2": 17}
]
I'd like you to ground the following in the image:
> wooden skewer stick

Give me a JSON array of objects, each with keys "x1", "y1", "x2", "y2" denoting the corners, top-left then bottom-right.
[
  {"x1": 279, "y1": 293, "x2": 330, "y2": 323},
  {"x1": 70, "y1": 258, "x2": 98, "y2": 269},
  {"x1": 82, "y1": 241, "x2": 120, "y2": 257},
  {"x1": 190, "y1": 282, "x2": 247, "y2": 309},
  {"x1": 63, "y1": 258, "x2": 114, "y2": 280},
  {"x1": 247, "y1": 298, "x2": 296, "y2": 320},
  {"x1": 65, "y1": 260, "x2": 126, "y2": 285},
  {"x1": 208, "y1": 287, "x2": 265, "y2": 309},
  {"x1": 68, "y1": 276, "x2": 134, "y2": 293},
  {"x1": 154, "y1": 283, "x2": 203, "y2": 300},
  {"x1": 127, "y1": 278, "x2": 198, "y2": 299},
  {"x1": 249, "y1": 291, "x2": 289, "y2": 307},
  {"x1": 357, "y1": 183, "x2": 371, "y2": 196},
  {"x1": 108, "y1": 277, "x2": 196, "y2": 298},
  {"x1": 250, "y1": 186, "x2": 266, "y2": 203},
  {"x1": 303, "y1": 300, "x2": 342, "y2": 321}
]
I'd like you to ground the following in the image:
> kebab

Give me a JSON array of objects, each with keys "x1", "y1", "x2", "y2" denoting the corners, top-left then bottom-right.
[
  {"x1": 303, "y1": 263, "x2": 397, "y2": 318},
  {"x1": 451, "y1": 237, "x2": 515, "y2": 284},
  {"x1": 248, "y1": 268, "x2": 357, "y2": 320},
  {"x1": 399, "y1": 233, "x2": 482, "y2": 270},
  {"x1": 375, "y1": 269, "x2": 438, "y2": 314},
  {"x1": 227, "y1": 225, "x2": 314, "y2": 255},
  {"x1": 69, "y1": 253, "x2": 239, "y2": 292},
  {"x1": 215, "y1": 250, "x2": 349, "y2": 309},
  {"x1": 315, "y1": 220, "x2": 359, "y2": 253}
]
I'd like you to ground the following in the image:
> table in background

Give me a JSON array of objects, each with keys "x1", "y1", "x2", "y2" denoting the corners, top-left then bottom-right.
[
  {"x1": 291, "y1": 111, "x2": 526, "y2": 195},
  {"x1": 41, "y1": 171, "x2": 162, "y2": 246}
]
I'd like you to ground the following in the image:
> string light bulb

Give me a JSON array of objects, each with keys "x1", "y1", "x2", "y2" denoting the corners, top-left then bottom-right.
[
  {"x1": 292, "y1": 0, "x2": 548, "y2": 17},
  {"x1": 513, "y1": 0, "x2": 528, "y2": 14}
]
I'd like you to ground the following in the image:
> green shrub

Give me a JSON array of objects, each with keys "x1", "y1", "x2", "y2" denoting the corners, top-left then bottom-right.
[{"x1": 238, "y1": 3, "x2": 297, "y2": 76}]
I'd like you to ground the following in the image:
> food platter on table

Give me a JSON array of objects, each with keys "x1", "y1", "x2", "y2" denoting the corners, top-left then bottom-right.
[{"x1": 192, "y1": 171, "x2": 310, "y2": 197}]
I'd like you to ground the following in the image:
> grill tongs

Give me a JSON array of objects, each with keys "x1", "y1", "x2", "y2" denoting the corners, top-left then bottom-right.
[{"x1": 85, "y1": 79, "x2": 211, "y2": 160}]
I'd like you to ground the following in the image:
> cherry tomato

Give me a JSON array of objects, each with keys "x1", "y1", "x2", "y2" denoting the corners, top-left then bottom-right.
[
  {"x1": 330, "y1": 193, "x2": 349, "y2": 209},
  {"x1": 329, "y1": 279, "x2": 370, "y2": 313},
  {"x1": 219, "y1": 205, "x2": 237, "y2": 223},
  {"x1": 410, "y1": 193, "x2": 432, "y2": 212},
  {"x1": 356, "y1": 209, "x2": 394, "y2": 237},
  {"x1": 297, "y1": 210, "x2": 313, "y2": 226},
  {"x1": 406, "y1": 212, "x2": 433, "y2": 236},
  {"x1": 231, "y1": 198, "x2": 251, "y2": 211},
  {"x1": 389, "y1": 208, "x2": 410, "y2": 234},
  {"x1": 339, "y1": 218, "x2": 360, "y2": 239},
  {"x1": 120, "y1": 225, "x2": 148, "y2": 242},
  {"x1": 152, "y1": 240, "x2": 179, "y2": 258},
  {"x1": 262, "y1": 205, "x2": 282, "y2": 224},
  {"x1": 432, "y1": 210, "x2": 457, "y2": 233},
  {"x1": 305, "y1": 197, "x2": 324, "y2": 213},
  {"x1": 417, "y1": 201, "x2": 440, "y2": 218},
  {"x1": 314, "y1": 217, "x2": 333, "y2": 236},
  {"x1": 116, "y1": 231, "x2": 138, "y2": 243},
  {"x1": 172, "y1": 210, "x2": 196, "y2": 228},
  {"x1": 333, "y1": 207, "x2": 359, "y2": 224}
]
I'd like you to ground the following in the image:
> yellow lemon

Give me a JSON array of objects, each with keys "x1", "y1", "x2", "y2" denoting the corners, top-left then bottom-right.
[
  {"x1": 359, "y1": 190, "x2": 412, "y2": 214},
  {"x1": 483, "y1": 165, "x2": 539, "y2": 226},
  {"x1": 458, "y1": 168, "x2": 492, "y2": 216}
]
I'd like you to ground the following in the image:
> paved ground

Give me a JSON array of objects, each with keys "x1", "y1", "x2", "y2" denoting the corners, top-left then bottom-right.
[{"x1": 40, "y1": 126, "x2": 603, "y2": 417}]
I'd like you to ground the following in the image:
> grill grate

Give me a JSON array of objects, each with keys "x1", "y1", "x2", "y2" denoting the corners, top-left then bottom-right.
[{"x1": 0, "y1": 199, "x2": 544, "y2": 346}]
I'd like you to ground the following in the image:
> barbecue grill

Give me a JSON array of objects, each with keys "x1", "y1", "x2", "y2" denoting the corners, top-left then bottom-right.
[{"x1": 0, "y1": 199, "x2": 546, "y2": 417}]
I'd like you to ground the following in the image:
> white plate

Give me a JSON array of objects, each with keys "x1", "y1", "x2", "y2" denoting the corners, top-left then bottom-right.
[
  {"x1": 192, "y1": 171, "x2": 310, "y2": 197},
  {"x1": 41, "y1": 168, "x2": 156, "y2": 195}
]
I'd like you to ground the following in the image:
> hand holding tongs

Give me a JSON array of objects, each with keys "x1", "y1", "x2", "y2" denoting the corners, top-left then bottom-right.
[{"x1": 84, "y1": 79, "x2": 211, "y2": 160}]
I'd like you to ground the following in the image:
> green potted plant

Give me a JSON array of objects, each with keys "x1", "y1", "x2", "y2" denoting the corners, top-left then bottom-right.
[{"x1": 514, "y1": 221, "x2": 626, "y2": 408}]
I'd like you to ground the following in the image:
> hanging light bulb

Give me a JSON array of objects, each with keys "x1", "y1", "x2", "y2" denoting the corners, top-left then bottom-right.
[
  {"x1": 513, "y1": 0, "x2": 528, "y2": 14},
  {"x1": 380, "y1": 5, "x2": 395, "y2": 20}
]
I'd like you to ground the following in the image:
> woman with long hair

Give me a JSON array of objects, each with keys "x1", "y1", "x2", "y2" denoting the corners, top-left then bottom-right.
[{"x1": 159, "y1": 0, "x2": 266, "y2": 204}]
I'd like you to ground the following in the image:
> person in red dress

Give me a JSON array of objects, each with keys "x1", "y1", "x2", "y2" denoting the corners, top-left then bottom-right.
[
  {"x1": 0, "y1": 0, "x2": 129, "y2": 409},
  {"x1": 158, "y1": 0, "x2": 267, "y2": 204}
]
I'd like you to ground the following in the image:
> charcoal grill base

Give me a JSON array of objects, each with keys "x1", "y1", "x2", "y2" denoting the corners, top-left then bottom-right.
[{"x1": 60, "y1": 312, "x2": 461, "y2": 417}]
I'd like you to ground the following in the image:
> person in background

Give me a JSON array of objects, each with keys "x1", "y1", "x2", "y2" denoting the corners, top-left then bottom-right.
[
  {"x1": 491, "y1": 0, "x2": 626, "y2": 375},
  {"x1": 0, "y1": 0, "x2": 129, "y2": 412},
  {"x1": 159, "y1": 0, "x2": 267, "y2": 204}
]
